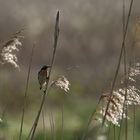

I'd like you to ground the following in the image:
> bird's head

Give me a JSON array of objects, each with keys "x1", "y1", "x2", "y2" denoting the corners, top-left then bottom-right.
[{"x1": 41, "y1": 65, "x2": 51, "y2": 70}]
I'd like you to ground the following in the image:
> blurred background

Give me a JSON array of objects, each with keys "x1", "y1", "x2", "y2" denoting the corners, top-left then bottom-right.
[{"x1": 0, "y1": 0, "x2": 140, "y2": 139}]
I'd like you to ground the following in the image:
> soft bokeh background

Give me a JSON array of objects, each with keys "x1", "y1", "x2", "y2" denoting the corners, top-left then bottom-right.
[{"x1": 0, "y1": 0, "x2": 140, "y2": 139}]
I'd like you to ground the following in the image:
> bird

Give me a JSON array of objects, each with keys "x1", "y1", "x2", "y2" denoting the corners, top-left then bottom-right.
[{"x1": 38, "y1": 65, "x2": 51, "y2": 92}]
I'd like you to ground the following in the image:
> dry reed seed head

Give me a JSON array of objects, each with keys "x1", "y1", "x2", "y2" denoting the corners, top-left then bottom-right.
[
  {"x1": 129, "y1": 63, "x2": 140, "y2": 77},
  {"x1": 104, "y1": 92, "x2": 124, "y2": 126},
  {"x1": 95, "y1": 86, "x2": 140, "y2": 126},
  {"x1": 0, "y1": 37, "x2": 22, "y2": 69},
  {"x1": 51, "y1": 76, "x2": 70, "y2": 93},
  {"x1": 128, "y1": 76, "x2": 136, "y2": 82},
  {"x1": 128, "y1": 63, "x2": 140, "y2": 82},
  {"x1": 126, "y1": 86, "x2": 140, "y2": 105},
  {"x1": 95, "y1": 62, "x2": 140, "y2": 126}
]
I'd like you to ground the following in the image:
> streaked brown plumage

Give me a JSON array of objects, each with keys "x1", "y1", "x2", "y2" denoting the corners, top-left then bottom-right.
[{"x1": 38, "y1": 65, "x2": 51, "y2": 91}]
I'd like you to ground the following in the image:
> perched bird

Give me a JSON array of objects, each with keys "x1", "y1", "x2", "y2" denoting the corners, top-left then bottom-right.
[{"x1": 38, "y1": 65, "x2": 51, "y2": 92}]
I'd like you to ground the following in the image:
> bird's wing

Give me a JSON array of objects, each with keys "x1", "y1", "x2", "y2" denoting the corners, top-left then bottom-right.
[
  {"x1": 38, "y1": 70, "x2": 48, "y2": 85},
  {"x1": 38, "y1": 71, "x2": 42, "y2": 85}
]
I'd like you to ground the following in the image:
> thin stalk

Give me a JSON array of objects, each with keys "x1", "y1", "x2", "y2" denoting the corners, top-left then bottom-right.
[
  {"x1": 118, "y1": 1, "x2": 126, "y2": 139},
  {"x1": 49, "y1": 112, "x2": 53, "y2": 140},
  {"x1": 114, "y1": 125, "x2": 116, "y2": 140},
  {"x1": 122, "y1": 0, "x2": 128, "y2": 137},
  {"x1": 107, "y1": 123, "x2": 111, "y2": 140},
  {"x1": 26, "y1": 123, "x2": 34, "y2": 140},
  {"x1": 19, "y1": 43, "x2": 35, "y2": 140},
  {"x1": 1, "y1": 104, "x2": 8, "y2": 120},
  {"x1": 130, "y1": 22, "x2": 138, "y2": 140},
  {"x1": 118, "y1": 118, "x2": 124, "y2": 140},
  {"x1": 61, "y1": 105, "x2": 64, "y2": 140},
  {"x1": 129, "y1": 20, "x2": 139, "y2": 140},
  {"x1": 119, "y1": 9, "x2": 139, "y2": 140},
  {"x1": 42, "y1": 109, "x2": 46, "y2": 140},
  {"x1": 124, "y1": 53, "x2": 128, "y2": 140},
  {"x1": 81, "y1": 96, "x2": 103, "y2": 140},
  {"x1": 102, "y1": 0, "x2": 134, "y2": 126},
  {"x1": 27, "y1": 88, "x2": 51, "y2": 139},
  {"x1": 118, "y1": 29, "x2": 137, "y2": 140},
  {"x1": 133, "y1": 105, "x2": 136, "y2": 140},
  {"x1": 28, "y1": 11, "x2": 60, "y2": 140},
  {"x1": 49, "y1": 111, "x2": 55, "y2": 140}
]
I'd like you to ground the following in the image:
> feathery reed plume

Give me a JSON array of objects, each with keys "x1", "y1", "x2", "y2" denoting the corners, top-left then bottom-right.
[
  {"x1": 0, "y1": 33, "x2": 23, "y2": 69},
  {"x1": 129, "y1": 63, "x2": 140, "y2": 80},
  {"x1": 94, "y1": 62, "x2": 140, "y2": 127},
  {"x1": 102, "y1": 0, "x2": 134, "y2": 126},
  {"x1": 51, "y1": 76, "x2": 70, "y2": 93}
]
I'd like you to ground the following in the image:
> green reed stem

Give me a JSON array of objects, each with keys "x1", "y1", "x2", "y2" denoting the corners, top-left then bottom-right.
[
  {"x1": 19, "y1": 43, "x2": 35, "y2": 140},
  {"x1": 27, "y1": 11, "x2": 60, "y2": 140}
]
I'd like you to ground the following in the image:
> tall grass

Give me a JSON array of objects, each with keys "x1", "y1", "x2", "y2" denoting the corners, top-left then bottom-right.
[
  {"x1": 19, "y1": 43, "x2": 35, "y2": 140},
  {"x1": 27, "y1": 11, "x2": 60, "y2": 140},
  {"x1": 80, "y1": 0, "x2": 137, "y2": 140},
  {"x1": 102, "y1": 0, "x2": 134, "y2": 126},
  {"x1": 1, "y1": 1, "x2": 140, "y2": 140},
  {"x1": 42, "y1": 109, "x2": 47, "y2": 140}
]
